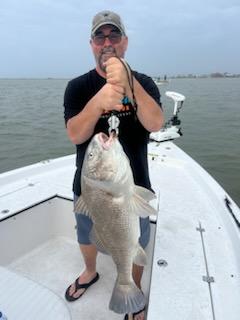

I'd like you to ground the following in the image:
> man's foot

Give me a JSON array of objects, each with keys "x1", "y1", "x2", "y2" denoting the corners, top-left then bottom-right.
[
  {"x1": 133, "y1": 308, "x2": 145, "y2": 320},
  {"x1": 65, "y1": 271, "x2": 99, "y2": 302},
  {"x1": 124, "y1": 307, "x2": 145, "y2": 320}
]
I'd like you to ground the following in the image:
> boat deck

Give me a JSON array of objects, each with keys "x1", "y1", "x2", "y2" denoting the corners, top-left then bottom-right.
[
  {"x1": 1, "y1": 141, "x2": 240, "y2": 319},
  {"x1": 5, "y1": 233, "x2": 154, "y2": 320}
]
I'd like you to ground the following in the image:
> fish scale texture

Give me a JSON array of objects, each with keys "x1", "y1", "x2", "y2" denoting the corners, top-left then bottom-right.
[{"x1": 79, "y1": 133, "x2": 155, "y2": 314}]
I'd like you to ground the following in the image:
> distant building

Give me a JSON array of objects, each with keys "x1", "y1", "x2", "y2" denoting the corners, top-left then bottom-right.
[{"x1": 210, "y1": 72, "x2": 224, "y2": 78}]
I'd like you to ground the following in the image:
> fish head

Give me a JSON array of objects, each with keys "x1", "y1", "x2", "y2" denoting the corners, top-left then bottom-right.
[{"x1": 82, "y1": 132, "x2": 129, "y2": 184}]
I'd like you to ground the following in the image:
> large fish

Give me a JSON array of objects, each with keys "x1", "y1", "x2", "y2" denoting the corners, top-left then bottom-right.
[{"x1": 75, "y1": 132, "x2": 157, "y2": 314}]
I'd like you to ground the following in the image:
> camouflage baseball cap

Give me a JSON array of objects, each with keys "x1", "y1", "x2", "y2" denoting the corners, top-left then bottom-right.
[{"x1": 91, "y1": 10, "x2": 126, "y2": 36}]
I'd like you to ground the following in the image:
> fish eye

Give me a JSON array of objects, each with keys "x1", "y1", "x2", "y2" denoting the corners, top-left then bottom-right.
[{"x1": 88, "y1": 152, "x2": 94, "y2": 158}]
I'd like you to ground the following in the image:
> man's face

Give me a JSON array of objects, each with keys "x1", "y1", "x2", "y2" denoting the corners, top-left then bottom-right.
[{"x1": 90, "y1": 25, "x2": 128, "y2": 73}]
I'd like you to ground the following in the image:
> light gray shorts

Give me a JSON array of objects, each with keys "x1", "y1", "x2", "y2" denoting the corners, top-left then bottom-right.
[{"x1": 74, "y1": 194, "x2": 150, "y2": 249}]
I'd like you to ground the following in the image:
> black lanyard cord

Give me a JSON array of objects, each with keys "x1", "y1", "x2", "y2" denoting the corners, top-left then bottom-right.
[{"x1": 116, "y1": 58, "x2": 138, "y2": 113}]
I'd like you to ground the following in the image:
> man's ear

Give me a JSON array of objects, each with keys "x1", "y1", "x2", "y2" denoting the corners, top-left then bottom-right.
[{"x1": 123, "y1": 36, "x2": 128, "y2": 51}]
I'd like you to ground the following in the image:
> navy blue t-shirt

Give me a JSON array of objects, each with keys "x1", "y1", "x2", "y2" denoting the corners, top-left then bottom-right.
[{"x1": 63, "y1": 69, "x2": 161, "y2": 196}]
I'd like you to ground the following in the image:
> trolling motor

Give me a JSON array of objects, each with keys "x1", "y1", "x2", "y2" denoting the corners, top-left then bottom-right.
[{"x1": 150, "y1": 91, "x2": 186, "y2": 142}]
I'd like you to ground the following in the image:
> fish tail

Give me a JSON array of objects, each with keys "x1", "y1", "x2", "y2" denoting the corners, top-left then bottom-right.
[{"x1": 109, "y1": 279, "x2": 146, "y2": 314}]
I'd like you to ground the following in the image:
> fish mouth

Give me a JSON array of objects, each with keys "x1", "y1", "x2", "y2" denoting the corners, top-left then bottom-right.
[{"x1": 98, "y1": 132, "x2": 115, "y2": 150}]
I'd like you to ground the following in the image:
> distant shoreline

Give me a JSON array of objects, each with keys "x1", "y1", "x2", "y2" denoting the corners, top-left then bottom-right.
[
  {"x1": 170, "y1": 73, "x2": 240, "y2": 79},
  {"x1": 1, "y1": 73, "x2": 240, "y2": 80},
  {"x1": 153, "y1": 73, "x2": 240, "y2": 80}
]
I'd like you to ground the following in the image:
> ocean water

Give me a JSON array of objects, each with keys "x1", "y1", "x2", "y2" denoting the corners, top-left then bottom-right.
[{"x1": 0, "y1": 78, "x2": 239, "y2": 206}]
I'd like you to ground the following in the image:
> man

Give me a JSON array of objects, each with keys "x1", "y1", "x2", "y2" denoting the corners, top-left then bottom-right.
[{"x1": 63, "y1": 10, "x2": 164, "y2": 320}]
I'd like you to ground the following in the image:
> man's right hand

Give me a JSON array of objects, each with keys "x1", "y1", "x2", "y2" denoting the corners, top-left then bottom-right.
[{"x1": 96, "y1": 83, "x2": 124, "y2": 113}]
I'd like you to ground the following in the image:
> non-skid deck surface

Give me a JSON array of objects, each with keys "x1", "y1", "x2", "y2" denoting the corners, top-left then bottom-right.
[
  {"x1": 0, "y1": 266, "x2": 71, "y2": 320},
  {"x1": 8, "y1": 235, "x2": 154, "y2": 320}
]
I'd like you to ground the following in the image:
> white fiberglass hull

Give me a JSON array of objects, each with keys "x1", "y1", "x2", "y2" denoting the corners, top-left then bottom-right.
[{"x1": 0, "y1": 141, "x2": 240, "y2": 320}]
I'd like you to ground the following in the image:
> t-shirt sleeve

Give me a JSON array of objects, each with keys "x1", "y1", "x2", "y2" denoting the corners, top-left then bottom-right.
[
  {"x1": 63, "y1": 79, "x2": 84, "y2": 125},
  {"x1": 135, "y1": 73, "x2": 162, "y2": 108}
]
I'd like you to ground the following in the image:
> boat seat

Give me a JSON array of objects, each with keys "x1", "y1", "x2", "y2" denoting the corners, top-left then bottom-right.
[{"x1": 0, "y1": 266, "x2": 71, "y2": 320}]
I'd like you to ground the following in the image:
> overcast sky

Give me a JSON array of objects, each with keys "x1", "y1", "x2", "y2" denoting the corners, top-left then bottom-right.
[{"x1": 1, "y1": 0, "x2": 240, "y2": 78}]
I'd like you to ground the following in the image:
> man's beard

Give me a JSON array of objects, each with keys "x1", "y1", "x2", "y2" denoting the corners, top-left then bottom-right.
[{"x1": 98, "y1": 47, "x2": 117, "y2": 72}]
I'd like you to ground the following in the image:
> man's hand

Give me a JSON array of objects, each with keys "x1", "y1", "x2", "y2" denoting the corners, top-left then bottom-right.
[
  {"x1": 104, "y1": 57, "x2": 130, "y2": 94},
  {"x1": 96, "y1": 83, "x2": 125, "y2": 113}
]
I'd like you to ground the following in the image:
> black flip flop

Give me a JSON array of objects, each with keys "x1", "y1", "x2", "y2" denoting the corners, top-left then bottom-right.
[
  {"x1": 65, "y1": 272, "x2": 99, "y2": 302},
  {"x1": 124, "y1": 306, "x2": 146, "y2": 320}
]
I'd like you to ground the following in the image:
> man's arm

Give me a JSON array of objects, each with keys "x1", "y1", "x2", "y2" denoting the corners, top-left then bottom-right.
[
  {"x1": 132, "y1": 77, "x2": 164, "y2": 132},
  {"x1": 66, "y1": 95, "x2": 102, "y2": 145},
  {"x1": 66, "y1": 83, "x2": 124, "y2": 145}
]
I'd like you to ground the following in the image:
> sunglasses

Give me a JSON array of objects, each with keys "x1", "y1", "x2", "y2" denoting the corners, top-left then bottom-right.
[{"x1": 92, "y1": 31, "x2": 122, "y2": 46}]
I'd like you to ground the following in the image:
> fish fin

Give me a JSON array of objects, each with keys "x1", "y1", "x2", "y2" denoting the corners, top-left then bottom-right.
[
  {"x1": 90, "y1": 228, "x2": 109, "y2": 255},
  {"x1": 134, "y1": 185, "x2": 156, "y2": 201},
  {"x1": 133, "y1": 245, "x2": 147, "y2": 266},
  {"x1": 131, "y1": 193, "x2": 158, "y2": 217},
  {"x1": 74, "y1": 196, "x2": 90, "y2": 217},
  {"x1": 109, "y1": 280, "x2": 146, "y2": 314}
]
